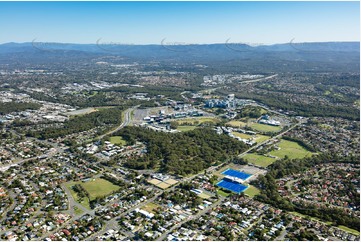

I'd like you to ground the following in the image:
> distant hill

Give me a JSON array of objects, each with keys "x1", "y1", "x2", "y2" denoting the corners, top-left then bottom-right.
[{"x1": 0, "y1": 41, "x2": 359, "y2": 72}]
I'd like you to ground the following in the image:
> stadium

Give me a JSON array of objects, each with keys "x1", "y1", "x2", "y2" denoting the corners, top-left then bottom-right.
[{"x1": 216, "y1": 169, "x2": 252, "y2": 194}]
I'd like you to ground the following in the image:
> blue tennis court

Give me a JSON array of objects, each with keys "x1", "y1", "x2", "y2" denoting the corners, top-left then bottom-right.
[
  {"x1": 222, "y1": 169, "x2": 252, "y2": 180},
  {"x1": 217, "y1": 179, "x2": 248, "y2": 194}
]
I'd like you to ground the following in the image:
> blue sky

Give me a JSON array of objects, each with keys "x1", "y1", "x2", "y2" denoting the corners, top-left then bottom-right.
[{"x1": 0, "y1": 1, "x2": 359, "y2": 44}]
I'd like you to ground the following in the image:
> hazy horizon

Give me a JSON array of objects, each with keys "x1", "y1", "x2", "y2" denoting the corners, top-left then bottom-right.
[{"x1": 0, "y1": 1, "x2": 359, "y2": 45}]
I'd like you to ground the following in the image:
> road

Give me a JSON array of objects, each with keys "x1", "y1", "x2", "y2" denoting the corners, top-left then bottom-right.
[
  {"x1": 238, "y1": 120, "x2": 304, "y2": 160},
  {"x1": 97, "y1": 105, "x2": 139, "y2": 141},
  {"x1": 239, "y1": 74, "x2": 278, "y2": 84}
]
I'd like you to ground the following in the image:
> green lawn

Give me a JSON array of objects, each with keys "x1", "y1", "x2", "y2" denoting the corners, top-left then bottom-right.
[
  {"x1": 65, "y1": 182, "x2": 91, "y2": 209},
  {"x1": 109, "y1": 136, "x2": 127, "y2": 146},
  {"x1": 270, "y1": 139, "x2": 313, "y2": 160},
  {"x1": 249, "y1": 123, "x2": 282, "y2": 133},
  {"x1": 73, "y1": 206, "x2": 84, "y2": 216},
  {"x1": 254, "y1": 134, "x2": 270, "y2": 143},
  {"x1": 232, "y1": 132, "x2": 253, "y2": 139},
  {"x1": 338, "y1": 225, "x2": 360, "y2": 236},
  {"x1": 66, "y1": 178, "x2": 121, "y2": 208},
  {"x1": 217, "y1": 189, "x2": 231, "y2": 197},
  {"x1": 81, "y1": 178, "x2": 121, "y2": 200},
  {"x1": 177, "y1": 126, "x2": 197, "y2": 132},
  {"x1": 243, "y1": 185, "x2": 260, "y2": 198},
  {"x1": 142, "y1": 202, "x2": 161, "y2": 213},
  {"x1": 243, "y1": 153, "x2": 276, "y2": 167},
  {"x1": 226, "y1": 120, "x2": 247, "y2": 128}
]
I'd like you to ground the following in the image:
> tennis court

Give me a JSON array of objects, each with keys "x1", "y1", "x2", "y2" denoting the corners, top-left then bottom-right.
[
  {"x1": 217, "y1": 179, "x2": 248, "y2": 194},
  {"x1": 222, "y1": 169, "x2": 252, "y2": 180}
]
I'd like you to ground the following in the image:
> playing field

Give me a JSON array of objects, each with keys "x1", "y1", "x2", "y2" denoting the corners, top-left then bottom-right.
[
  {"x1": 81, "y1": 178, "x2": 121, "y2": 200},
  {"x1": 269, "y1": 139, "x2": 313, "y2": 160},
  {"x1": 177, "y1": 126, "x2": 197, "y2": 132},
  {"x1": 249, "y1": 123, "x2": 282, "y2": 133},
  {"x1": 243, "y1": 153, "x2": 276, "y2": 167},
  {"x1": 109, "y1": 136, "x2": 127, "y2": 146}
]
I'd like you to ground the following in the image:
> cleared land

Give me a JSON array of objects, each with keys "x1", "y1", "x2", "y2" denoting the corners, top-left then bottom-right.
[
  {"x1": 175, "y1": 117, "x2": 219, "y2": 125},
  {"x1": 66, "y1": 107, "x2": 97, "y2": 116},
  {"x1": 198, "y1": 192, "x2": 211, "y2": 199},
  {"x1": 148, "y1": 179, "x2": 162, "y2": 185},
  {"x1": 232, "y1": 132, "x2": 253, "y2": 139},
  {"x1": 142, "y1": 202, "x2": 161, "y2": 213},
  {"x1": 109, "y1": 136, "x2": 127, "y2": 146},
  {"x1": 254, "y1": 134, "x2": 270, "y2": 143},
  {"x1": 226, "y1": 120, "x2": 247, "y2": 127},
  {"x1": 177, "y1": 126, "x2": 197, "y2": 132},
  {"x1": 232, "y1": 132, "x2": 270, "y2": 144},
  {"x1": 270, "y1": 139, "x2": 313, "y2": 160},
  {"x1": 243, "y1": 153, "x2": 276, "y2": 167}
]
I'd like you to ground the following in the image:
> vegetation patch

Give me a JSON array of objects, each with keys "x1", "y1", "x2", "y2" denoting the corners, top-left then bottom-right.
[
  {"x1": 65, "y1": 182, "x2": 91, "y2": 209},
  {"x1": 0, "y1": 102, "x2": 41, "y2": 115},
  {"x1": 109, "y1": 136, "x2": 127, "y2": 146},
  {"x1": 177, "y1": 126, "x2": 197, "y2": 132}
]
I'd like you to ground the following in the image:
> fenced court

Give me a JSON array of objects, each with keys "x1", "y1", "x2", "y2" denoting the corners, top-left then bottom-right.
[
  {"x1": 222, "y1": 169, "x2": 252, "y2": 180},
  {"x1": 217, "y1": 179, "x2": 248, "y2": 194}
]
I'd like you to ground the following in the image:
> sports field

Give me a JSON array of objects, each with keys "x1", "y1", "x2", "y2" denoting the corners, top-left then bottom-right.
[
  {"x1": 79, "y1": 178, "x2": 120, "y2": 200},
  {"x1": 249, "y1": 123, "x2": 282, "y2": 133},
  {"x1": 109, "y1": 136, "x2": 127, "y2": 146},
  {"x1": 243, "y1": 153, "x2": 276, "y2": 167},
  {"x1": 270, "y1": 139, "x2": 313, "y2": 160}
]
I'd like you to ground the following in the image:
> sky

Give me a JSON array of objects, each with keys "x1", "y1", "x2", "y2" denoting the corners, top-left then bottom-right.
[{"x1": 0, "y1": 1, "x2": 359, "y2": 45}]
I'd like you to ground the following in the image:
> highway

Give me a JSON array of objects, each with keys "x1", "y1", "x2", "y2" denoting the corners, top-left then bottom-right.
[{"x1": 97, "y1": 105, "x2": 139, "y2": 140}]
